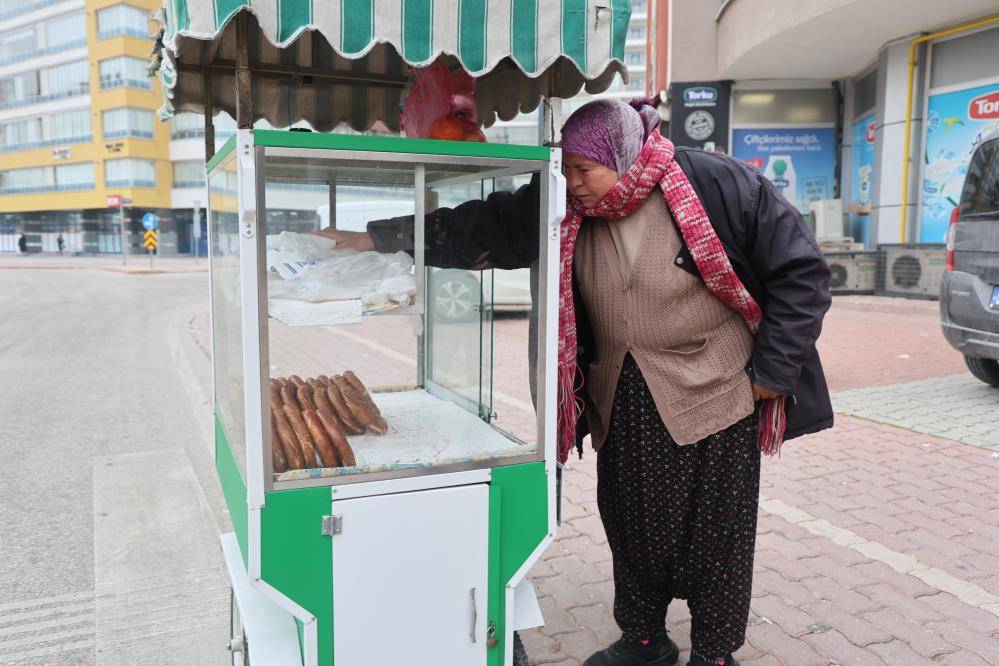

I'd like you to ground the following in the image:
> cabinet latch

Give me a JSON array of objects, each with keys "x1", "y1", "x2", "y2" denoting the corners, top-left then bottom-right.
[{"x1": 321, "y1": 515, "x2": 343, "y2": 536}]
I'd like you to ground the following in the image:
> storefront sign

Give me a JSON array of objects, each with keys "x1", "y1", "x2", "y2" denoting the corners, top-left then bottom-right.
[
  {"x1": 922, "y1": 82, "x2": 999, "y2": 243},
  {"x1": 51, "y1": 147, "x2": 71, "y2": 160},
  {"x1": 732, "y1": 128, "x2": 838, "y2": 214},
  {"x1": 849, "y1": 114, "x2": 877, "y2": 246},
  {"x1": 669, "y1": 81, "x2": 732, "y2": 152}
]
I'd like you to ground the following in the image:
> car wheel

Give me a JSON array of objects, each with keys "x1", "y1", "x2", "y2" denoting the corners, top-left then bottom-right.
[
  {"x1": 431, "y1": 270, "x2": 480, "y2": 323},
  {"x1": 964, "y1": 354, "x2": 999, "y2": 388}
]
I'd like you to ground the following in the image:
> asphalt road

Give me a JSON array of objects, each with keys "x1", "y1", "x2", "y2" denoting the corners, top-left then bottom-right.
[{"x1": 0, "y1": 268, "x2": 228, "y2": 665}]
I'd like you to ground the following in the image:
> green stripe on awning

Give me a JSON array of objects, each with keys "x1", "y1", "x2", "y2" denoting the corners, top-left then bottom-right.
[
  {"x1": 610, "y1": 0, "x2": 629, "y2": 62},
  {"x1": 342, "y1": 0, "x2": 373, "y2": 55},
  {"x1": 214, "y1": 0, "x2": 245, "y2": 30},
  {"x1": 459, "y1": 0, "x2": 487, "y2": 73},
  {"x1": 403, "y1": 0, "x2": 432, "y2": 63},
  {"x1": 561, "y1": 0, "x2": 586, "y2": 73},
  {"x1": 173, "y1": 0, "x2": 189, "y2": 33},
  {"x1": 510, "y1": 0, "x2": 537, "y2": 73},
  {"x1": 278, "y1": 0, "x2": 311, "y2": 42}
]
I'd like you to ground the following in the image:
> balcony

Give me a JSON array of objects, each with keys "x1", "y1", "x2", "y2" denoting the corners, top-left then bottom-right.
[
  {"x1": 0, "y1": 181, "x2": 93, "y2": 195},
  {"x1": 103, "y1": 129, "x2": 154, "y2": 140},
  {"x1": 97, "y1": 27, "x2": 151, "y2": 40},
  {"x1": 99, "y1": 77, "x2": 152, "y2": 91},
  {"x1": 0, "y1": 134, "x2": 91, "y2": 153},
  {"x1": 0, "y1": 39, "x2": 86, "y2": 68},
  {"x1": 0, "y1": 0, "x2": 63, "y2": 22},
  {"x1": 104, "y1": 179, "x2": 155, "y2": 188},
  {"x1": 0, "y1": 83, "x2": 89, "y2": 111}
]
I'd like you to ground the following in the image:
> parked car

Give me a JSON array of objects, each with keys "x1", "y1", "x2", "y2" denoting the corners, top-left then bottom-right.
[
  {"x1": 319, "y1": 201, "x2": 532, "y2": 322},
  {"x1": 940, "y1": 130, "x2": 999, "y2": 387}
]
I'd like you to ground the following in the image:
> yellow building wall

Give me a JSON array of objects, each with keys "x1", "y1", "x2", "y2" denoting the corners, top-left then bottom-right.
[{"x1": 0, "y1": 0, "x2": 174, "y2": 214}]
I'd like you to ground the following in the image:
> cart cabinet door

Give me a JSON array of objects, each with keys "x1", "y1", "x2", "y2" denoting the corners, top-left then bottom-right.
[{"x1": 331, "y1": 484, "x2": 489, "y2": 665}]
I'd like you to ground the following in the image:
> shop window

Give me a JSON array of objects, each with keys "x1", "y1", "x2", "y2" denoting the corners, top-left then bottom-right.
[
  {"x1": 732, "y1": 88, "x2": 837, "y2": 125},
  {"x1": 105, "y1": 157, "x2": 156, "y2": 188},
  {"x1": 930, "y1": 27, "x2": 999, "y2": 91},
  {"x1": 103, "y1": 107, "x2": 155, "y2": 139},
  {"x1": 50, "y1": 108, "x2": 91, "y2": 141},
  {"x1": 97, "y1": 4, "x2": 150, "y2": 40},
  {"x1": 0, "y1": 166, "x2": 47, "y2": 193},
  {"x1": 852, "y1": 70, "x2": 877, "y2": 118},
  {"x1": 47, "y1": 59, "x2": 89, "y2": 95},
  {"x1": 99, "y1": 56, "x2": 151, "y2": 91},
  {"x1": 54, "y1": 162, "x2": 94, "y2": 190},
  {"x1": 46, "y1": 12, "x2": 86, "y2": 48},
  {"x1": 173, "y1": 160, "x2": 205, "y2": 188}
]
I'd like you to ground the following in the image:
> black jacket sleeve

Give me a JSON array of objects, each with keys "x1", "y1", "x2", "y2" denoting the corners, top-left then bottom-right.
[
  {"x1": 366, "y1": 173, "x2": 540, "y2": 270},
  {"x1": 745, "y1": 172, "x2": 832, "y2": 395}
]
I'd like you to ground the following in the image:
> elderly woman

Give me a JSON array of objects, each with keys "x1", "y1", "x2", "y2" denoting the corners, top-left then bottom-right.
[{"x1": 320, "y1": 98, "x2": 833, "y2": 666}]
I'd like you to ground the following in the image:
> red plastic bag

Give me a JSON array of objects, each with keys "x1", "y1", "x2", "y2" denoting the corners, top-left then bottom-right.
[{"x1": 401, "y1": 61, "x2": 486, "y2": 142}]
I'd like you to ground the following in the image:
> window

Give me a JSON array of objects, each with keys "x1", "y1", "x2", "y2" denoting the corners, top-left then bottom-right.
[
  {"x1": 173, "y1": 160, "x2": 204, "y2": 188},
  {"x1": 47, "y1": 60, "x2": 89, "y2": 95},
  {"x1": 54, "y1": 162, "x2": 94, "y2": 190},
  {"x1": 628, "y1": 25, "x2": 646, "y2": 42},
  {"x1": 625, "y1": 75, "x2": 646, "y2": 92},
  {"x1": 960, "y1": 139, "x2": 999, "y2": 219},
  {"x1": 0, "y1": 71, "x2": 40, "y2": 106},
  {"x1": 51, "y1": 108, "x2": 91, "y2": 141},
  {"x1": 97, "y1": 4, "x2": 149, "y2": 40},
  {"x1": 625, "y1": 49, "x2": 645, "y2": 66},
  {"x1": 46, "y1": 12, "x2": 86, "y2": 48},
  {"x1": 99, "y1": 56, "x2": 151, "y2": 90},
  {"x1": 103, "y1": 107, "x2": 154, "y2": 139},
  {"x1": 171, "y1": 111, "x2": 237, "y2": 139},
  {"x1": 0, "y1": 117, "x2": 42, "y2": 149},
  {"x1": 0, "y1": 27, "x2": 36, "y2": 62},
  {"x1": 0, "y1": 166, "x2": 46, "y2": 193},
  {"x1": 105, "y1": 157, "x2": 156, "y2": 187},
  {"x1": 631, "y1": 0, "x2": 647, "y2": 12}
]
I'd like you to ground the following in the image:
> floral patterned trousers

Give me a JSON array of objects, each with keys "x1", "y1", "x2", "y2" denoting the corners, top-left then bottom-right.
[{"x1": 596, "y1": 354, "x2": 761, "y2": 656}]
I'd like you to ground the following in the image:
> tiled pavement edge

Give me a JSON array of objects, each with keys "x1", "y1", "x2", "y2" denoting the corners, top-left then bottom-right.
[{"x1": 832, "y1": 374, "x2": 999, "y2": 452}]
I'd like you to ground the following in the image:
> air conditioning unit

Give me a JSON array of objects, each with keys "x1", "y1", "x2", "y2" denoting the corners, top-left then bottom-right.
[
  {"x1": 877, "y1": 244, "x2": 947, "y2": 299},
  {"x1": 824, "y1": 251, "x2": 877, "y2": 294}
]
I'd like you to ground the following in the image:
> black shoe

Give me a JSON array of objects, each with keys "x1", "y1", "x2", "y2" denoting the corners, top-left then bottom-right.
[
  {"x1": 582, "y1": 629, "x2": 680, "y2": 666},
  {"x1": 686, "y1": 652, "x2": 740, "y2": 666}
]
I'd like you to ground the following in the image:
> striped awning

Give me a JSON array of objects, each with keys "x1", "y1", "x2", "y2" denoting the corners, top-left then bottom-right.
[{"x1": 151, "y1": 1, "x2": 632, "y2": 132}]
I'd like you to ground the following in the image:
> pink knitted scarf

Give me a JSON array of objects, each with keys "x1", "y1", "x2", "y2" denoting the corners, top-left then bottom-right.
[{"x1": 557, "y1": 131, "x2": 788, "y2": 464}]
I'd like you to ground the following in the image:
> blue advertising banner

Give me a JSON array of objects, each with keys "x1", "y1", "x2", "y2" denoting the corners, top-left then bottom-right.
[
  {"x1": 732, "y1": 128, "x2": 838, "y2": 214},
  {"x1": 921, "y1": 82, "x2": 999, "y2": 243},
  {"x1": 849, "y1": 115, "x2": 877, "y2": 247}
]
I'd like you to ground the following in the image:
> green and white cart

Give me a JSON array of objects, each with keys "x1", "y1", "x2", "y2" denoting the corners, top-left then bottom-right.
[{"x1": 152, "y1": 3, "x2": 631, "y2": 665}]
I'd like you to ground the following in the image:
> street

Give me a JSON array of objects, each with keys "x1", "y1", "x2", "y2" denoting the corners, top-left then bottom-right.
[{"x1": 2, "y1": 260, "x2": 999, "y2": 665}]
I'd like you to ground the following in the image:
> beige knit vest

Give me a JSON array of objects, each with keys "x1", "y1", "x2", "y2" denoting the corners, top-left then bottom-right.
[{"x1": 574, "y1": 192, "x2": 756, "y2": 449}]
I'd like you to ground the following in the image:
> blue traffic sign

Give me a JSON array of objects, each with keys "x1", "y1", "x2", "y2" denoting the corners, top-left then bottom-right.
[{"x1": 142, "y1": 212, "x2": 159, "y2": 231}]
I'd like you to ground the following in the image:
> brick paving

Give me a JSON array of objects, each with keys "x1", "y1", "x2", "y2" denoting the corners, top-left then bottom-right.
[
  {"x1": 189, "y1": 293, "x2": 999, "y2": 665},
  {"x1": 0, "y1": 254, "x2": 207, "y2": 274}
]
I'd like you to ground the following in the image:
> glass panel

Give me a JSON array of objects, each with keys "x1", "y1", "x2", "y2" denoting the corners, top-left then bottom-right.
[
  {"x1": 46, "y1": 59, "x2": 88, "y2": 94},
  {"x1": 50, "y1": 108, "x2": 90, "y2": 140},
  {"x1": 46, "y1": 12, "x2": 86, "y2": 46},
  {"x1": 961, "y1": 139, "x2": 999, "y2": 219},
  {"x1": 0, "y1": 27, "x2": 36, "y2": 60},
  {"x1": 105, "y1": 157, "x2": 156, "y2": 187},
  {"x1": 103, "y1": 107, "x2": 154, "y2": 139},
  {"x1": 97, "y1": 4, "x2": 149, "y2": 39},
  {"x1": 259, "y1": 150, "x2": 544, "y2": 484},
  {"x1": 209, "y1": 154, "x2": 245, "y2": 476}
]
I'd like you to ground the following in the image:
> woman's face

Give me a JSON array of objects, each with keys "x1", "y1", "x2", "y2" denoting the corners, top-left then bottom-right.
[{"x1": 563, "y1": 152, "x2": 619, "y2": 208}]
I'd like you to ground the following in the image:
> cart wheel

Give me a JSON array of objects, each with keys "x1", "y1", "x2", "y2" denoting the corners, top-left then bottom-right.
[
  {"x1": 228, "y1": 588, "x2": 250, "y2": 666},
  {"x1": 513, "y1": 631, "x2": 529, "y2": 666}
]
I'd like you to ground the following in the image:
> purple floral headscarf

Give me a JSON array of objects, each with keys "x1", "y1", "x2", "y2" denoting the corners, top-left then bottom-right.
[{"x1": 560, "y1": 97, "x2": 662, "y2": 176}]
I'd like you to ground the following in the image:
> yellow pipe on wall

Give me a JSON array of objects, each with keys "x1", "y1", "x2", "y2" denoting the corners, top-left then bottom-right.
[{"x1": 899, "y1": 14, "x2": 999, "y2": 243}]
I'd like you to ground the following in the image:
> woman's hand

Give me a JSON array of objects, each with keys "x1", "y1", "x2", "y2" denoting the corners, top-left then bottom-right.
[
  {"x1": 312, "y1": 228, "x2": 375, "y2": 252},
  {"x1": 752, "y1": 381, "x2": 782, "y2": 401}
]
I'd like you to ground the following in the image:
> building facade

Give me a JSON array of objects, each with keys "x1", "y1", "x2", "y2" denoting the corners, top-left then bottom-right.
[
  {"x1": 0, "y1": 0, "x2": 190, "y2": 253},
  {"x1": 667, "y1": 0, "x2": 999, "y2": 248}
]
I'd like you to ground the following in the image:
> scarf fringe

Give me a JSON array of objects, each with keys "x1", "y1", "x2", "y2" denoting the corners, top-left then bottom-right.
[{"x1": 758, "y1": 395, "x2": 788, "y2": 457}]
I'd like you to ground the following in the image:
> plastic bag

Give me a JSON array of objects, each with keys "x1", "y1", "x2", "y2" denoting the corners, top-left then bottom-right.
[{"x1": 401, "y1": 60, "x2": 486, "y2": 142}]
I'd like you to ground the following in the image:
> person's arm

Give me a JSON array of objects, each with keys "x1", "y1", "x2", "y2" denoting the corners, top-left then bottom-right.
[
  {"x1": 320, "y1": 174, "x2": 541, "y2": 270},
  {"x1": 745, "y1": 174, "x2": 832, "y2": 397}
]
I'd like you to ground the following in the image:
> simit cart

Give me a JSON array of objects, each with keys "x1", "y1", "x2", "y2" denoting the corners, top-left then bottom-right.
[{"x1": 150, "y1": 3, "x2": 632, "y2": 664}]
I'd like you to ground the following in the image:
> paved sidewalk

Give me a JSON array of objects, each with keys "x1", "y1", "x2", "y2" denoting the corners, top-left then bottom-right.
[
  {"x1": 0, "y1": 254, "x2": 207, "y2": 274},
  {"x1": 187, "y1": 290, "x2": 999, "y2": 664}
]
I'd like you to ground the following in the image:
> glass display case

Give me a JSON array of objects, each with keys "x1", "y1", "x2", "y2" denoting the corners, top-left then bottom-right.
[{"x1": 208, "y1": 130, "x2": 563, "y2": 493}]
